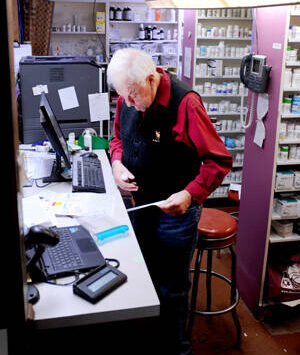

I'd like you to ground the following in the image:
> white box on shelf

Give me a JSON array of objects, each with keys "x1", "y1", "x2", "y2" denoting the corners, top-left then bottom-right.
[
  {"x1": 275, "y1": 171, "x2": 294, "y2": 190},
  {"x1": 275, "y1": 197, "x2": 298, "y2": 217},
  {"x1": 294, "y1": 171, "x2": 300, "y2": 188}
]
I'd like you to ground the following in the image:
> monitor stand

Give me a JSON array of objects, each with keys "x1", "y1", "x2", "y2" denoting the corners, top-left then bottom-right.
[{"x1": 43, "y1": 153, "x2": 71, "y2": 183}]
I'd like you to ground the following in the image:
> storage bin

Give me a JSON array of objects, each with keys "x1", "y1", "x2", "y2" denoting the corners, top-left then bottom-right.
[
  {"x1": 272, "y1": 220, "x2": 294, "y2": 237},
  {"x1": 160, "y1": 55, "x2": 177, "y2": 67}
]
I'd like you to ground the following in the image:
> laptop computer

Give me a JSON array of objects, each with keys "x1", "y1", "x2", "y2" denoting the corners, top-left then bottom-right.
[{"x1": 39, "y1": 225, "x2": 106, "y2": 280}]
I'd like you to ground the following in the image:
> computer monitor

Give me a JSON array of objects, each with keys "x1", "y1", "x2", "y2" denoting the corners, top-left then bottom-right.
[{"x1": 39, "y1": 92, "x2": 71, "y2": 183}]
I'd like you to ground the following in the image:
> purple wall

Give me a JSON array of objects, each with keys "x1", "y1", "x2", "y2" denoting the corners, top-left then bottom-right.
[
  {"x1": 236, "y1": 6, "x2": 288, "y2": 315},
  {"x1": 182, "y1": 10, "x2": 196, "y2": 88}
]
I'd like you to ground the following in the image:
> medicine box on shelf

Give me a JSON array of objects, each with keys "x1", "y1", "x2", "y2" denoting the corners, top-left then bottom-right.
[{"x1": 275, "y1": 171, "x2": 295, "y2": 190}]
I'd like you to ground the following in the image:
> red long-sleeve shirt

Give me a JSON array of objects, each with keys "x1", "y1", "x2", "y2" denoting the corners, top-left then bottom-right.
[{"x1": 109, "y1": 68, "x2": 233, "y2": 205}]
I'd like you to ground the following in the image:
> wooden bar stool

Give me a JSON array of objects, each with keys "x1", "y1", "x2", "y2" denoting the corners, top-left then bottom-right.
[{"x1": 188, "y1": 208, "x2": 241, "y2": 348}]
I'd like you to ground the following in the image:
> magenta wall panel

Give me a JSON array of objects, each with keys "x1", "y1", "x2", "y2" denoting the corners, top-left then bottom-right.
[{"x1": 236, "y1": 6, "x2": 288, "y2": 315}]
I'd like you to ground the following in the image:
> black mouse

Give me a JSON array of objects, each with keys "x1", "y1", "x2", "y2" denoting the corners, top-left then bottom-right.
[{"x1": 81, "y1": 152, "x2": 98, "y2": 158}]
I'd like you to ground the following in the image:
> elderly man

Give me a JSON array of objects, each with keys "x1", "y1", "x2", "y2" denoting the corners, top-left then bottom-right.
[{"x1": 107, "y1": 48, "x2": 232, "y2": 355}]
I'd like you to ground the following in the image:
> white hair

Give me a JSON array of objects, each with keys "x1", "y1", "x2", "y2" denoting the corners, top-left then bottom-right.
[{"x1": 107, "y1": 48, "x2": 156, "y2": 90}]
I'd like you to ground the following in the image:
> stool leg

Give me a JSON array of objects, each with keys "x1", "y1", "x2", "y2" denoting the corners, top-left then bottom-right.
[
  {"x1": 206, "y1": 250, "x2": 213, "y2": 312},
  {"x1": 188, "y1": 247, "x2": 203, "y2": 335},
  {"x1": 229, "y1": 245, "x2": 241, "y2": 348}
]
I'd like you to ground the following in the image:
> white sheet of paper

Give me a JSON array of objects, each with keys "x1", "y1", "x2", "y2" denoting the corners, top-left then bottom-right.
[
  {"x1": 22, "y1": 195, "x2": 53, "y2": 229},
  {"x1": 254, "y1": 93, "x2": 268, "y2": 148},
  {"x1": 88, "y1": 92, "x2": 110, "y2": 121},
  {"x1": 253, "y1": 120, "x2": 266, "y2": 148},
  {"x1": 184, "y1": 47, "x2": 192, "y2": 79},
  {"x1": 58, "y1": 86, "x2": 79, "y2": 111}
]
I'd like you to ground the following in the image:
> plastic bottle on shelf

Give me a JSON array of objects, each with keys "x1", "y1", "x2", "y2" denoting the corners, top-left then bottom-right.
[
  {"x1": 152, "y1": 26, "x2": 159, "y2": 40},
  {"x1": 115, "y1": 7, "x2": 122, "y2": 21},
  {"x1": 139, "y1": 24, "x2": 145, "y2": 40},
  {"x1": 160, "y1": 28, "x2": 165, "y2": 40},
  {"x1": 84, "y1": 130, "x2": 92, "y2": 151},
  {"x1": 109, "y1": 7, "x2": 115, "y2": 21}
]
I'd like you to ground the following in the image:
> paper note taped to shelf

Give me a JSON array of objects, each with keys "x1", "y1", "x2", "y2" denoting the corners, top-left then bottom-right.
[
  {"x1": 88, "y1": 92, "x2": 110, "y2": 121},
  {"x1": 58, "y1": 86, "x2": 79, "y2": 111}
]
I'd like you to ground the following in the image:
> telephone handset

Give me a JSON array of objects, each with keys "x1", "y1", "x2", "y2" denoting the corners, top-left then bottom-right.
[
  {"x1": 240, "y1": 53, "x2": 272, "y2": 129},
  {"x1": 240, "y1": 53, "x2": 272, "y2": 93}
]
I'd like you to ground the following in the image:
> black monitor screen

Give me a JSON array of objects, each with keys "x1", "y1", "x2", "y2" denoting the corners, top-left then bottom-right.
[{"x1": 39, "y1": 92, "x2": 71, "y2": 170}]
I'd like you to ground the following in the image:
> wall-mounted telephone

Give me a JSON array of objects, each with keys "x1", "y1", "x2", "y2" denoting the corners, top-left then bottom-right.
[
  {"x1": 240, "y1": 53, "x2": 272, "y2": 93},
  {"x1": 239, "y1": 53, "x2": 272, "y2": 129}
]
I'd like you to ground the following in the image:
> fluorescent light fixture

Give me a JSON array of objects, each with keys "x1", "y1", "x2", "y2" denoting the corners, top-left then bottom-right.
[{"x1": 146, "y1": 0, "x2": 300, "y2": 9}]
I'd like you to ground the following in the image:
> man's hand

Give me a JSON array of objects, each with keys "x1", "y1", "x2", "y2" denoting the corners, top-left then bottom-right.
[
  {"x1": 159, "y1": 190, "x2": 193, "y2": 215},
  {"x1": 112, "y1": 160, "x2": 138, "y2": 191}
]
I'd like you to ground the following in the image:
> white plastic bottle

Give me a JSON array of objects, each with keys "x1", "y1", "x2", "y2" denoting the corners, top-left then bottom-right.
[{"x1": 84, "y1": 130, "x2": 92, "y2": 151}]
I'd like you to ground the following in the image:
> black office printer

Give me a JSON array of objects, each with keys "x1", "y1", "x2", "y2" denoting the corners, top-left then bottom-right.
[{"x1": 19, "y1": 56, "x2": 107, "y2": 143}]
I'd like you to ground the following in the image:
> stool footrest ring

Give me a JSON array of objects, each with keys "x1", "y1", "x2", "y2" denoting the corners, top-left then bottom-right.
[{"x1": 190, "y1": 269, "x2": 239, "y2": 316}]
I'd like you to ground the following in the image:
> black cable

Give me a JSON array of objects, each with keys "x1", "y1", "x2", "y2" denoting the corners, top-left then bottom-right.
[
  {"x1": 45, "y1": 272, "x2": 80, "y2": 286},
  {"x1": 34, "y1": 179, "x2": 51, "y2": 188}
]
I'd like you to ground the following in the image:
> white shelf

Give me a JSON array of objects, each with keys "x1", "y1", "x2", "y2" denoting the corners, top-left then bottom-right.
[
  {"x1": 227, "y1": 147, "x2": 244, "y2": 151},
  {"x1": 274, "y1": 187, "x2": 300, "y2": 192},
  {"x1": 272, "y1": 212, "x2": 299, "y2": 220},
  {"x1": 285, "y1": 61, "x2": 300, "y2": 67},
  {"x1": 218, "y1": 130, "x2": 245, "y2": 134},
  {"x1": 201, "y1": 94, "x2": 247, "y2": 98},
  {"x1": 207, "y1": 112, "x2": 243, "y2": 116},
  {"x1": 197, "y1": 16, "x2": 252, "y2": 21},
  {"x1": 197, "y1": 56, "x2": 244, "y2": 60},
  {"x1": 197, "y1": 36, "x2": 251, "y2": 41},
  {"x1": 51, "y1": 31, "x2": 105, "y2": 35},
  {"x1": 110, "y1": 21, "x2": 178, "y2": 25},
  {"x1": 284, "y1": 87, "x2": 300, "y2": 91},
  {"x1": 278, "y1": 138, "x2": 300, "y2": 144},
  {"x1": 288, "y1": 39, "x2": 300, "y2": 43},
  {"x1": 110, "y1": 39, "x2": 177, "y2": 44},
  {"x1": 281, "y1": 113, "x2": 300, "y2": 118},
  {"x1": 277, "y1": 159, "x2": 300, "y2": 165},
  {"x1": 195, "y1": 75, "x2": 240, "y2": 79},
  {"x1": 270, "y1": 232, "x2": 300, "y2": 243}
]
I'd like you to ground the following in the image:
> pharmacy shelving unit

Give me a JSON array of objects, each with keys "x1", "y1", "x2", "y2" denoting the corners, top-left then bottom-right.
[
  {"x1": 49, "y1": 0, "x2": 180, "y2": 136},
  {"x1": 49, "y1": 1, "x2": 179, "y2": 69},
  {"x1": 267, "y1": 8, "x2": 300, "y2": 285},
  {"x1": 231, "y1": 5, "x2": 300, "y2": 319},
  {"x1": 108, "y1": 2, "x2": 179, "y2": 72},
  {"x1": 189, "y1": 9, "x2": 253, "y2": 199}
]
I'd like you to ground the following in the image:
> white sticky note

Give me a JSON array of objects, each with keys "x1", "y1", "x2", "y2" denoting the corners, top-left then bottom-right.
[
  {"x1": 58, "y1": 86, "x2": 79, "y2": 111},
  {"x1": 88, "y1": 92, "x2": 110, "y2": 121},
  {"x1": 32, "y1": 84, "x2": 48, "y2": 96},
  {"x1": 184, "y1": 47, "x2": 192, "y2": 79}
]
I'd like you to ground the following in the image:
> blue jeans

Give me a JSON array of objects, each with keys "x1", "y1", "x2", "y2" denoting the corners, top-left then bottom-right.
[{"x1": 133, "y1": 203, "x2": 202, "y2": 355}]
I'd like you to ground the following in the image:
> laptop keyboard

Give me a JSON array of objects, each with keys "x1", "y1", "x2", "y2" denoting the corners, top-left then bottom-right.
[{"x1": 48, "y1": 227, "x2": 83, "y2": 271}]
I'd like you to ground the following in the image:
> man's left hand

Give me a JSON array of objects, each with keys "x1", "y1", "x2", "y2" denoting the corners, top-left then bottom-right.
[{"x1": 159, "y1": 190, "x2": 193, "y2": 215}]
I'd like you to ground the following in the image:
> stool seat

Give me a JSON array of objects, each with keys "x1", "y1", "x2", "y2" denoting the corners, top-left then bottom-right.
[{"x1": 197, "y1": 208, "x2": 237, "y2": 239}]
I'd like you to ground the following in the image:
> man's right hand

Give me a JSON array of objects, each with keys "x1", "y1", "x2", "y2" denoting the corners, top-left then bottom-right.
[{"x1": 112, "y1": 160, "x2": 138, "y2": 192}]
